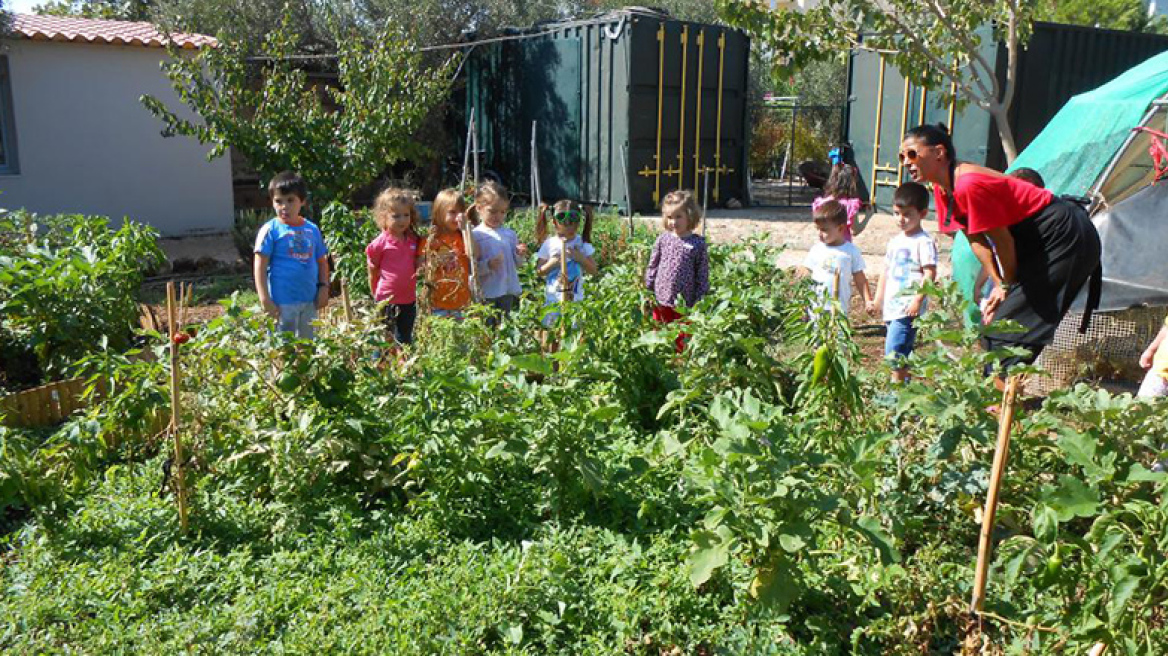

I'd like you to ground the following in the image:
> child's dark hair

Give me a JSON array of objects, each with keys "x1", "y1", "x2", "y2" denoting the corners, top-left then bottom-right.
[
  {"x1": 268, "y1": 171, "x2": 308, "y2": 201},
  {"x1": 1009, "y1": 167, "x2": 1045, "y2": 189},
  {"x1": 823, "y1": 163, "x2": 861, "y2": 200},
  {"x1": 536, "y1": 200, "x2": 594, "y2": 246},
  {"x1": 812, "y1": 199, "x2": 848, "y2": 226},
  {"x1": 892, "y1": 182, "x2": 929, "y2": 212}
]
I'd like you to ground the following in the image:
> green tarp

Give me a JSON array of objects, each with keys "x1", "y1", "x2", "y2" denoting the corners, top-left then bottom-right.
[{"x1": 1009, "y1": 49, "x2": 1168, "y2": 195}]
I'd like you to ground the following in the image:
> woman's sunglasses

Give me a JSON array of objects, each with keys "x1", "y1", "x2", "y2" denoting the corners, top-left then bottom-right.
[
  {"x1": 554, "y1": 210, "x2": 582, "y2": 224},
  {"x1": 898, "y1": 147, "x2": 926, "y2": 164}
]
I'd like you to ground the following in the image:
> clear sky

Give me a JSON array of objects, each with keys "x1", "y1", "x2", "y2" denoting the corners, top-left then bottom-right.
[{"x1": 6, "y1": 0, "x2": 40, "y2": 14}]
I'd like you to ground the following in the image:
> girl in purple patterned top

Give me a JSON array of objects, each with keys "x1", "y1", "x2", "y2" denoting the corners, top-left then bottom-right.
[{"x1": 644, "y1": 190, "x2": 710, "y2": 351}]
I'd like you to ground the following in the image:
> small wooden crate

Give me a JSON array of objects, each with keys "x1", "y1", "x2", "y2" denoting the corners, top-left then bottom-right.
[{"x1": 0, "y1": 378, "x2": 92, "y2": 428}]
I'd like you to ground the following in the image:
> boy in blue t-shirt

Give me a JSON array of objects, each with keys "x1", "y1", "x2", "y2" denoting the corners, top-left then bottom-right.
[{"x1": 253, "y1": 171, "x2": 330, "y2": 339}]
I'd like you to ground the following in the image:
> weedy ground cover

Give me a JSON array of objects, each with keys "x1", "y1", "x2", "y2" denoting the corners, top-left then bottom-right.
[{"x1": 1, "y1": 209, "x2": 1166, "y2": 654}]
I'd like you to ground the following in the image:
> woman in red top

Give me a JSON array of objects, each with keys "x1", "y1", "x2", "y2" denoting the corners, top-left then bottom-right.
[{"x1": 900, "y1": 124, "x2": 1101, "y2": 373}]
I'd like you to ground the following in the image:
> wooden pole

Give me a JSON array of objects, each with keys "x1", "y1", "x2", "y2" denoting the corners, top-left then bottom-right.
[
  {"x1": 1088, "y1": 643, "x2": 1107, "y2": 656},
  {"x1": 166, "y1": 282, "x2": 189, "y2": 533},
  {"x1": 970, "y1": 374, "x2": 1022, "y2": 613},
  {"x1": 340, "y1": 279, "x2": 354, "y2": 324}
]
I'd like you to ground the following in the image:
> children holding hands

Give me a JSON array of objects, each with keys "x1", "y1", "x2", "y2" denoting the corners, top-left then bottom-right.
[
  {"x1": 254, "y1": 171, "x2": 330, "y2": 340},
  {"x1": 365, "y1": 188, "x2": 423, "y2": 345},
  {"x1": 867, "y1": 182, "x2": 938, "y2": 382},
  {"x1": 644, "y1": 190, "x2": 710, "y2": 352}
]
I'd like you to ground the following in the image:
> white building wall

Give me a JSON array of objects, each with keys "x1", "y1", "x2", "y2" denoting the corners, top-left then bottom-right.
[{"x1": 0, "y1": 40, "x2": 232, "y2": 236}]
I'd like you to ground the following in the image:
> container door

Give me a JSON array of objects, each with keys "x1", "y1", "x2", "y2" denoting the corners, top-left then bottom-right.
[{"x1": 524, "y1": 37, "x2": 582, "y2": 200}]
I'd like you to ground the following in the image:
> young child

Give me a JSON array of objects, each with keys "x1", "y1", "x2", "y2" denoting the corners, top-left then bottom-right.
[
  {"x1": 800, "y1": 199, "x2": 871, "y2": 315},
  {"x1": 253, "y1": 171, "x2": 330, "y2": 340},
  {"x1": 811, "y1": 162, "x2": 867, "y2": 241},
  {"x1": 644, "y1": 190, "x2": 710, "y2": 352},
  {"x1": 1138, "y1": 317, "x2": 1168, "y2": 399},
  {"x1": 867, "y1": 182, "x2": 938, "y2": 382},
  {"x1": 365, "y1": 187, "x2": 423, "y2": 345},
  {"x1": 422, "y1": 188, "x2": 476, "y2": 319},
  {"x1": 535, "y1": 200, "x2": 598, "y2": 327},
  {"x1": 1138, "y1": 316, "x2": 1168, "y2": 473},
  {"x1": 471, "y1": 182, "x2": 527, "y2": 320}
]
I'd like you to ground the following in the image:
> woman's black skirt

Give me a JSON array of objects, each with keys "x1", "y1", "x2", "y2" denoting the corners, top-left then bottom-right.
[{"x1": 982, "y1": 198, "x2": 1102, "y2": 366}]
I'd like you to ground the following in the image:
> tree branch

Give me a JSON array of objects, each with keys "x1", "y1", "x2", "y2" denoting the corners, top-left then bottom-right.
[
  {"x1": 919, "y1": 0, "x2": 998, "y2": 102},
  {"x1": 876, "y1": 8, "x2": 989, "y2": 109}
]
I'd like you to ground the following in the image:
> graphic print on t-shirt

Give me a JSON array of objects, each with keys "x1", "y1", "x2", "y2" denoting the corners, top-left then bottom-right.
[{"x1": 287, "y1": 228, "x2": 314, "y2": 262}]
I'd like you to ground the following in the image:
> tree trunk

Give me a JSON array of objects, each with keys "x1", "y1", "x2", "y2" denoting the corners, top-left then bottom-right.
[{"x1": 990, "y1": 104, "x2": 1018, "y2": 165}]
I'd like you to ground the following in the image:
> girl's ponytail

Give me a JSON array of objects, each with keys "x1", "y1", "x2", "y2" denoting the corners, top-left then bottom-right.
[
  {"x1": 582, "y1": 204, "x2": 594, "y2": 245},
  {"x1": 535, "y1": 203, "x2": 550, "y2": 246}
]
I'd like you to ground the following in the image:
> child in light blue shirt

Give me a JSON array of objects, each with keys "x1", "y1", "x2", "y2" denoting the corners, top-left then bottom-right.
[{"x1": 253, "y1": 171, "x2": 330, "y2": 339}]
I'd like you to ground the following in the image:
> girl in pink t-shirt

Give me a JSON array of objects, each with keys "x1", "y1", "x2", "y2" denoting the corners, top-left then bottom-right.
[
  {"x1": 810, "y1": 163, "x2": 869, "y2": 241},
  {"x1": 366, "y1": 188, "x2": 423, "y2": 345}
]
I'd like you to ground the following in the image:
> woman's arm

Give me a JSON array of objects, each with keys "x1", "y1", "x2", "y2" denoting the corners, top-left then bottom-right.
[{"x1": 968, "y1": 227, "x2": 1017, "y2": 323}]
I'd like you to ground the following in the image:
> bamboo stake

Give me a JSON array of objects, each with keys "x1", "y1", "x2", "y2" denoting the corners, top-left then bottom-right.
[
  {"x1": 461, "y1": 107, "x2": 475, "y2": 193},
  {"x1": 166, "y1": 282, "x2": 189, "y2": 533},
  {"x1": 1088, "y1": 643, "x2": 1107, "y2": 656},
  {"x1": 970, "y1": 374, "x2": 1022, "y2": 613},
  {"x1": 340, "y1": 279, "x2": 354, "y2": 324}
]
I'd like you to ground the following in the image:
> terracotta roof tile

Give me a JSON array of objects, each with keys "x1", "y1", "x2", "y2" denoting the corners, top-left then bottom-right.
[{"x1": 10, "y1": 13, "x2": 217, "y2": 49}]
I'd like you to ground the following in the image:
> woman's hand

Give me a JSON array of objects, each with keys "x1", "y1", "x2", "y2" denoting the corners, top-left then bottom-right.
[{"x1": 981, "y1": 285, "x2": 1008, "y2": 324}]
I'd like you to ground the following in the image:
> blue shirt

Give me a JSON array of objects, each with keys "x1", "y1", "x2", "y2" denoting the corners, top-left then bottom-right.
[{"x1": 254, "y1": 218, "x2": 329, "y2": 305}]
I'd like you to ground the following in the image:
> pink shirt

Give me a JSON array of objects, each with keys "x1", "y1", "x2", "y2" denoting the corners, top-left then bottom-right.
[{"x1": 365, "y1": 232, "x2": 420, "y2": 304}]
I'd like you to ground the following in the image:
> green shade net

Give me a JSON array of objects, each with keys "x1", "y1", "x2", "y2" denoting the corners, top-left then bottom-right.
[
  {"x1": 1009, "y1": 49, "x2": 1168, "y2": 195},
  {"x1": 950, "y1": 50, "x2": 1168, "y2": 323}
]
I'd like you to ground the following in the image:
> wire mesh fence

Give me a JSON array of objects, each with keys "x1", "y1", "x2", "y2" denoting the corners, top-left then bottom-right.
[
  {"x1": 750, "y1": 102, "x2": 847, "y2": 206},
  {"x1": 1029, "y1": 306, "x2": 1167, "y2": 395}
]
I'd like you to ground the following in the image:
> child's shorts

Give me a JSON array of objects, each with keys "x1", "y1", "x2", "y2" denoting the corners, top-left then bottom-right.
[
  {"x1": 1138, "y1": 371, "x2": 1168, "y2": 398},
  {"x1": 884, "y1": 316, "x2": 917, "y2": 364},
  {"x1": 277, "y1": 302, "x2": 317, "y2": 340}
]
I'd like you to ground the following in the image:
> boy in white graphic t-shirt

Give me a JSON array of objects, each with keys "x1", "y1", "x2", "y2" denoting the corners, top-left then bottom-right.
[
  {"x1": 867, "y1": 182, "x2": 938, "y2": 383},
  {"x1": 799, "y1": 199, "x2": 871, "y2": 315}
]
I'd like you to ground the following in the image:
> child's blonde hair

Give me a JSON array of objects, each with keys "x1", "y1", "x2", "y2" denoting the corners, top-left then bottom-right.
[
  {"x1": 536, "y1": 199, "x2": 594, "y2": 246},
  {"x1": 661, "y1": 190, "x2": 701, "y2": 232},
  {"x1": 372, "y1": 187, "x2": 420, "y2": 236},
  {"x1": 431, "y1": 188, "x2": 469, "y2": 235}
]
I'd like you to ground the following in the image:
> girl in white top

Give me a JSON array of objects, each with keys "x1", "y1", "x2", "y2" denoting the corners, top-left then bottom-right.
[
  {"x1": 535, "y1": 200, "x2": 598, "y2": 327},
  {"x1": 471, "y1": 182, "x2": 527, "y2": 317}
]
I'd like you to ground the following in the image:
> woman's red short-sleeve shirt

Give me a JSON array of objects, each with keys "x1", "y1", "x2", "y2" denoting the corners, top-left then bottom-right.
[{"x1": 934, "y1": 172, "x2": 1052, "y2": 235}]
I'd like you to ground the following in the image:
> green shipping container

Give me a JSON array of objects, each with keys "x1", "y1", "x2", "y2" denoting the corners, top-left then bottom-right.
[
  {"x1": 848, "y1": 21, "x2": 1168, "y2": 209},
  {"x1": 465, "y1": 9, "x2": 750, "y2": 213}
]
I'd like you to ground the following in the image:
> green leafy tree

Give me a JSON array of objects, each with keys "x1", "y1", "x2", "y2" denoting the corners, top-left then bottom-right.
[
  {"x1": 1038, "y1": 0, "x2": 1168, "y2": 33},
  {"x1": 33, "y1": 0, "x2": 155, "y2": 20},
  {"x1": 140, "y1": 18, "x2": 455, "y2": 209},
  {"x1": 719, "y1": 0, "x2": 1041, "y2": 163}
]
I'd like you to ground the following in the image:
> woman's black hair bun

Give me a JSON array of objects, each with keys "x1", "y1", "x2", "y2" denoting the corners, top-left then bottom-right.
[{"x1": 935, "y1": 122, "x2": 950, "y2": 135}]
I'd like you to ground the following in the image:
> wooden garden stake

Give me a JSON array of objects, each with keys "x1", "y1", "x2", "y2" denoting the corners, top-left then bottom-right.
[
  {"x1": 340, "y1": 279, "x2": 354, "y2": 324},
  {"x1": 970, "y1": 374, "x2": 1022, "y2": 613},
  {"x1": 1088, "y1": 643, "x2": 1107, "y2": 656},
  {"x1": 166, "y1": 282, "x2": 190, "y2": 533}
]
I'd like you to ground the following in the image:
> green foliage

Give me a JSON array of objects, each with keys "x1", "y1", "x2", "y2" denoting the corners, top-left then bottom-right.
[
  {"x1": 140, "y1": 17, "x2": 454, "y2": 207},
  {"x1": 3, "y1": 216, "x2": 1168, "y2": 653},
  {"x1": 0, "y1": 210, "x2": 163, "y2": 390},
  {"x1": 1038, "y1": 0, "x2": 1168, "y2": 34}
]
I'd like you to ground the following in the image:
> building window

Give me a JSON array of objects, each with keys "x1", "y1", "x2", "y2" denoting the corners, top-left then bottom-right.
[{"x1": 0, "y1": 56, "x2": 19, "y2": 175}]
